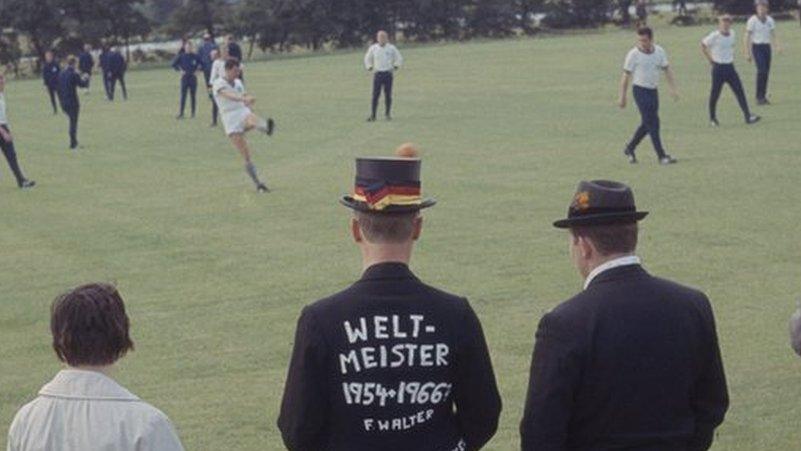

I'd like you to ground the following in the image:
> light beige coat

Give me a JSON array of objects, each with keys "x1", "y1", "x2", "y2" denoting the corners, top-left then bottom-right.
[{"x1": 7, "y1": 369, "x2": 184, "y2": 451}]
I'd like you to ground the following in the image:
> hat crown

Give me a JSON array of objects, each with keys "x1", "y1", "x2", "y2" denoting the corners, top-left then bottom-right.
[
  {"x1": 355, "y1": 157, "x2": 421, "y2": 183},
  {"x1": 571, "y1": 180, "x2": 636, "y2": 213}
]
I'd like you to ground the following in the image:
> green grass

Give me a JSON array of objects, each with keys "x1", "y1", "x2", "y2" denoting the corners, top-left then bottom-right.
[{"x1": 2, "y1": 23, "x2": 801, "y2": 450}]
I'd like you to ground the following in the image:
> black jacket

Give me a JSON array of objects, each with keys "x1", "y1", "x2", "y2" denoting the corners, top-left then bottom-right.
[
  {"x1": 57, "y1": 67, "x2": 88, "y2": 110},
  {"x1": 278, "y1": 262, "x2": 502, "y2": 451},
  {"x1": 520, "y1": 264, "x2": 728, "y2": 451},
  {"x1": 42, "y1": 61, "x2": 60, "y2": 87}
]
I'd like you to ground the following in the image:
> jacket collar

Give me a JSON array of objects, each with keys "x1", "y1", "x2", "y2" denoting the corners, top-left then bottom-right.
[
  {"x1": 585, "y1": 257, "x2": 647, "y2": 289},
  {"x1": 359, "y1": 262, "x2": 417, "y2": 282},
  {"x1": 39, "y1": 369, "x2": 139, "y2": 402}
]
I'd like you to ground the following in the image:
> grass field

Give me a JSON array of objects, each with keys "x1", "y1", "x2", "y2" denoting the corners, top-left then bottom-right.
[{"x1": 2, "y1": 22, "x2": 801, "y2": 450}]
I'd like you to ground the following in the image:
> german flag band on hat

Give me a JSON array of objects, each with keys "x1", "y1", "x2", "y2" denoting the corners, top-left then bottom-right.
[{"x1": 340, "y1": 157, "x2": 436, "y2": 213}]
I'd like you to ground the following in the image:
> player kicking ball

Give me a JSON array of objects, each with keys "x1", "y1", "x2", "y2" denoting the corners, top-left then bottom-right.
[{"x1": 212, "y1": 58, "x2": 275, "y2": 192}]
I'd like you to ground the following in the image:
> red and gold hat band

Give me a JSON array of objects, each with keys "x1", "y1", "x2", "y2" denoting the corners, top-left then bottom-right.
[{"x1": 353, "y1": 182, "x2": 422, "y2": 211}]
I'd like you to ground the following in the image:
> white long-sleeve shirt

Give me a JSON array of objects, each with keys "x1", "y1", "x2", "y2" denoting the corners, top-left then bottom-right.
[
  {"x1": 364, "y1": 43, "x2": 403, "y2": 72},
  {"x1": 7, "y1": 369, "x2": 185, "y2": 451},
  {"x1": 0, "y1": 93, "x2": 8, "y2": 125}
]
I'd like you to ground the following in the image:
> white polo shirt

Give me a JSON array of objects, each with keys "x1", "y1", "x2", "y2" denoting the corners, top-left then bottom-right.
[
  {"x1": 0, "y1": 93, "x2": 8, "y2": 125},
  {"x1": 212, "y1": 77, "x2": 248, "y2": 114},
  {"x1": 623, "y1": 45, "x2": 669, "y2": 89},
  {"x1": 702, "y1": 30, "x2": 737, "y2": 64},
  {"x1": 746, "y1": 15, "x2": 775, "y2": 44},
  {"x1": 364, "y1": 43, "x2": 403, "y2": 72}
]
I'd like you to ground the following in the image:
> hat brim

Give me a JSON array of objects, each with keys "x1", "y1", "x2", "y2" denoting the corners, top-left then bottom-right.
[
  {"x1": 340, "y1": 196, "x2": 436, "y2": 214},
  {"x1": 553, "y1": 211, "x2": 648, "y2": 228}
]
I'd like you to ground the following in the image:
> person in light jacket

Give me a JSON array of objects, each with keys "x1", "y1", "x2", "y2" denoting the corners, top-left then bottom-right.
[{"x1": 6, "y1": 283, "x2": 185, "y2": 451}]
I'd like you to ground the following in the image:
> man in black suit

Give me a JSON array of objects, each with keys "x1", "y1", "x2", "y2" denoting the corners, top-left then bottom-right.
[
  {"x1": 520, "y1": 180, "x2": 729, "y2": 450},
  {"x1": 278, "y1": 155, "x2": 502, "y2": 451},
  {"x1": 57, "y1": 56, "x2": 89, "y2": 150},
  {"x1": 41, "y1": 51, "x2": 60, "y2": 114}
]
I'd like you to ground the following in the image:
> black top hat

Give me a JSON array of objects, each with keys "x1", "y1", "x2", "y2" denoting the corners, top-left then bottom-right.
[
  {"x1": 340, "y1": 157, "x2": 437, "y2": 213},
  {"x1": 553, "y1": 180, "x2": 648, "y2": 228}
]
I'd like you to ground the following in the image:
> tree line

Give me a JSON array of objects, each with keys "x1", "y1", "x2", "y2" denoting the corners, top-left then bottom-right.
[{"x1": 0, "y1": 0, "x2": 797, "y2": 72}]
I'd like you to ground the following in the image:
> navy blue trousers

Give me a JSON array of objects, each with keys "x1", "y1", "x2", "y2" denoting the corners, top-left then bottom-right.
[
  {"x1": 179, "y1": 74, "x2": 197, "y2": 117},
  {"x1": 107, "y1": 73, "x2": 127, "y2": 100},
  {"x1": 61, "y1": 105, "x2": 80, "y2": 148},
  {"x1": 46, "y1": 85, "x2": 58, "y2": 114},
  {"x1": 752, "y1": 44, "x2": 771, "y2": 101},
  {"x1": 626, "y1": 85, "x2": 667, "y2": 159},
  {"x1": 709, "y1": 63, "x2": 751, "y2": 121},
  {"x1": 0, "y1": 125, "x2": 25, "y2": 185},
  {"x1": 371, "y1": 71, "x2": 393, "y2": 118}
]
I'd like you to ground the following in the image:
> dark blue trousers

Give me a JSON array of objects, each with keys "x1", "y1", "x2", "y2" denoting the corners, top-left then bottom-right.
[
  {"x1": 626, "y1": 85, "x2": 666, "y2": 159},
  {"x1": 371, "y1": 71, "x2": 393, "y2": 118},
  {"x1": 752, "y1": 44, "x2": 771, "y2": 101},
  {"x1": 103, "y1": 71, "x2": 112, "y2": 100},
  {"x1": 709, "y1": 63, "x2": 751, "y2": 121},
  {"x1": 0, "y1": 125, "x2": 25, "y2": 185},
  {"x1": 179, "y1": 74, "x2": 197, "y2": 117},
  {"x1": 107, "y1": 73, "x2": 127, "y2": 100},
  {"x1": 46, "y1": 85, "x2": 58, "y2": 114},
  {"x1": 61, "y1": 104, "x2": 80, "y2": 148}
]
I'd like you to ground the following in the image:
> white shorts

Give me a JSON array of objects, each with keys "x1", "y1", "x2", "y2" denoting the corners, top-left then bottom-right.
[{"x1": 222, "y1": 107, "x2": 252, "y2": 136}]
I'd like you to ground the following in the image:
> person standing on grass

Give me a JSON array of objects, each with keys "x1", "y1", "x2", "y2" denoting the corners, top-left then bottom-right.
[
  {"x1": 745, "y1": 0, "x2": 782, "y2": 105},
  {"x1": 199, "y1": 33, "x2": 218, "y2": 86},
  {"x1": 364, "y1": 30, "x2": 403, "y2": 122},
  {"x1": 172, "y1": 41, "x2": 202, "y2": 119},
  {"x1": 212, "y1": 58, "x2": 275, "y2": 192},
  {"x1": 618, "y1": 27, "x2": 679, "y2": 165},
  {"x1": 520, "y1": 180, "x2": 729, "y2": 450},
  {"x1": 107, "y1": 46, "x2": 128, "y2": 101},
  {"x1": 6, "y1": 283, "x2": 185, "y2": 451},
  {"x1": 207, "y1": 48, "x2": 223, "y2": 127},
  {"x1": 57, "y1": 56, "x2": 89, "y2": 150},
  {"x1": 278, "y1": 155, "x2": 502, "y2": 451},
  {"x1": 41, "y1": 50, "x2": 60, "y2": 114},
  {"x1": 702, "y1": 15, "x2": 761, "y2": 127},
  {"x1": 99, "y1": 45, "x2": 112, "y2": 100},
  {"x1": 0, "y1": 74, "x2": 35, "y2": 189},
  {"x1": 635, "y1": 0, "x2": 648, "y2": 27},
  {"x1": 78, "y1": 44, "x2": 94, "y2": 94}
]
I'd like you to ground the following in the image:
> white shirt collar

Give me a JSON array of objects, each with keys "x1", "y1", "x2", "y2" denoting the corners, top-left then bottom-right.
[
  {"x1": 583, "y1": 255, "x2": 641, "y2": 290},
  {"x1": 39, "y1": 369, "x2": 140, "y2": 401}
]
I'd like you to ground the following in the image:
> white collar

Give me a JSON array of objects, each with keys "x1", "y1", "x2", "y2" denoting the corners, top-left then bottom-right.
[
  {"x1": 38, "y1": 369, "x2": 140, "y2": 401},
  {"x1": 583, "y1": 255, "x2": 641, "y2": 290}
]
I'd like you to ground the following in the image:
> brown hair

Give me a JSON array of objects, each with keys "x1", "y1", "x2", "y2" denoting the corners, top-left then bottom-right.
[
  {"x1": 571, "y1": 222, "x2": 639, "y2": 256},
  {"x1": 51, "y1": 283, "x2": 134, "y2": 367},
  {"x1": 355, "y1": 211, "x2": 418, "y2": 244},
  {"x1": 637, "y1": 27, "x2": 653, "y2": 40}
]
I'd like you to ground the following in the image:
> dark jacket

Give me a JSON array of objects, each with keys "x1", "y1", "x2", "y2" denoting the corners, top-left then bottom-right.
[
  {"x1": 57, "y1": 67, "x2": 88, "y2": 110},
  {"x1": 520, "y1": 264, "x2": 728, "y2": 451},
  {"x1": 99, "y1": 50, "x2": 110, "y2": 71},
  {"x1": 42, "y1": 61, "x2": 60, "y2": 87},
  {"x1": 278, "y1": 262, "x2": 502, "y2": 451},
  {"x1": 108, "y1": 51, "x2": 126, "y2": 75},
  {"x1": 78, "y1": 51, "x2": 94, "y2": 73},
  {"x1": 172, "y1": 52, "x2": 201, "y2": 77},
  {"x1": 198, "y1": 40, "x2": 218, "y2": 71}
]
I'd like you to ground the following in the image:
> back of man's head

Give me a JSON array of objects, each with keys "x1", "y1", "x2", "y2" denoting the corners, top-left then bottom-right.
[
  {"x1": 355, "y1": 211, "x2": 418, "y2": 244},
  {"x1": 570, "y1": 222, "x2": 639, "y2": 256}
]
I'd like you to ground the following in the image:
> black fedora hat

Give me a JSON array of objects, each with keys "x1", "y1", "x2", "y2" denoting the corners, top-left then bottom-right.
[
  {"x1": 340, "y1": 157, "x2": 436, "y2": 213},
  {"x1": 553, "y1": 180, "x2": 648, "y2": 228}
]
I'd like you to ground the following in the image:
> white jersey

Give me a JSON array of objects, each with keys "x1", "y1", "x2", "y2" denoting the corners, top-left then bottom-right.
[
  {"x1": 364, "y1": 43, "x2": 403, "y2": 72},
  {"x1": 746, "y1": 15, "x2": 775, "y2": 45},
  {"x1": 212, "y1": 77, "x2": 248, "y2": 114},
  {"x1": 209, "y1": 59, "x2": 226, "y2": 85},
  {"x1": 623, "y1": 45, "x2": 669, "y2": 89},
  {"x1": 702, "y1": 30, "x2": 736, "y2": 64},
  {"x1": 0, "y1": 93, "x2": 8, "y2": 125}
]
